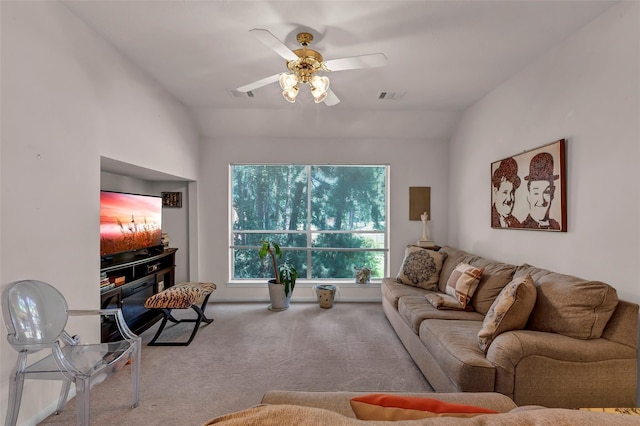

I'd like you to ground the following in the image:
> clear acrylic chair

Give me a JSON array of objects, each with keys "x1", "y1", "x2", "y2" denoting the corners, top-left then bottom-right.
[{"x1": 2, "y1": 280, "x2": 141, "y2": 426}]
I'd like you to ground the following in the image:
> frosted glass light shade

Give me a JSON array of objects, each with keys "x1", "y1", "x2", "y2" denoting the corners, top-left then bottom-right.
[
  {"x1": 282, "y1": 86, "x2": 299, "y2": 103},
  {"x1": 310, "y1": 75, "x2": 330, "y2": 92},
  {"x1": 311, "y1": 89, "x2": 327, "y2": 103},
  {"x1": 279, "y1": 73, "x2": 298, "y2": 91}
]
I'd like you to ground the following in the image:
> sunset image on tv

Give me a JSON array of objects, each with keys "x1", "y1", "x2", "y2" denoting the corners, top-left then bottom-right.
[{"x1": 100, "y1": 192, "x2": 162, "y2": 256}]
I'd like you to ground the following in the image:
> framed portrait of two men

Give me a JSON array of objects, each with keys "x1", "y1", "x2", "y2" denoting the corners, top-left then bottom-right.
[{"x1": 491, "y1": 139, "x2": 566, "y2": 232}]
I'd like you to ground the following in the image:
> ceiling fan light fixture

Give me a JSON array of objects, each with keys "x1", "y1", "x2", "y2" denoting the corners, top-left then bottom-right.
[
  {"x1": 312, "y1": 89, "x2": 327, "y2": 103},
  {"x1": 310, "y1": 75, "x2": 330, "y2": 103},
  {"x1": 279, "y1": 73, "x2": 298, "y2": 91},
  {"x1": 310, "y1": 75, "x2": 330, "y2": 92},
  {"x1": 282, "y1": 86, "x2": 299, "y2": 103}
]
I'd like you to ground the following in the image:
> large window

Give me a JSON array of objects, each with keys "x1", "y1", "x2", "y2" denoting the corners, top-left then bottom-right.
[{"x1": 231, "y1": 164, "x2": 388, "y2": 281}]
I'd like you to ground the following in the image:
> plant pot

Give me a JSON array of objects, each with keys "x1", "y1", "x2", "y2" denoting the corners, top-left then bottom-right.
[
  {"x1": 313, "y1": 284, "x2": 337, "y2": 309},
  {"x1": 267, "y1": 280, "x2": 291, "y2": 311}
]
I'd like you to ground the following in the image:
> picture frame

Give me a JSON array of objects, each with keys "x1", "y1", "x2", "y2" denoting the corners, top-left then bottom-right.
[
  {"x1": 409, "y1": 186, "x2": 430, "y2": 220},
  {"x1": 491, "y1": 139, "x2": 566, "y2": 232},
  {"x1": 161, "y1": 192, "x2": 182, "y2": 208}
]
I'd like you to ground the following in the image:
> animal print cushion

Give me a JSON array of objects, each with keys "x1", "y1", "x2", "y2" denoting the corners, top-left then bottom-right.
[{"x1": 144, "y1": 282, "x2": 216, "y2": 309}]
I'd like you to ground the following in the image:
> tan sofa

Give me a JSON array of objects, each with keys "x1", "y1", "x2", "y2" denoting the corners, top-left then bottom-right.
[{"x1": 382, "y1": 246, "x2": 639, "y2": 408}]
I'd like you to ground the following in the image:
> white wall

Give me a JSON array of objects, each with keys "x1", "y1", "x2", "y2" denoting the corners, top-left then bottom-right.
[
  {"x1": 0, "y1": 2, "x2": 199, "y2": 425},
  {"x1": 198, "y1": 136, "x2": 449, "y2": 302},
  {"x1": 448, "y1": 1, "x2": 639, "y2": 303}
]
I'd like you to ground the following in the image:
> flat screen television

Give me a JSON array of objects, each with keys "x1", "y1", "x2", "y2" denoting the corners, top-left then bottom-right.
[{"x1": 100, "y1": 191, "x2": 162, "y2": 258}]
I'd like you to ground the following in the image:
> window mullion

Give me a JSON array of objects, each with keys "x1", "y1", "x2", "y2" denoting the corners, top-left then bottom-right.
[{"x1": 306, "y1": 165, "x2": 312, "y2": 280}]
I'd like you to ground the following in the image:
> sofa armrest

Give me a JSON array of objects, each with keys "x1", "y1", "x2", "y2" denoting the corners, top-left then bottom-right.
[
  {"x1": 487, "y1": 330, "x2": 636, "y2": 373},
  {"x1": 601, "y1": 300, "x2": 639, "y2": 348},
  {"x1": 486, "y1": 330, "x2": 637, "y2": 407}
]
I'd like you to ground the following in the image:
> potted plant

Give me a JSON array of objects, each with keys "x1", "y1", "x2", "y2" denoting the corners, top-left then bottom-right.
[{"x1": 259, "y1": 241, "x2": 298, "y2": 311}]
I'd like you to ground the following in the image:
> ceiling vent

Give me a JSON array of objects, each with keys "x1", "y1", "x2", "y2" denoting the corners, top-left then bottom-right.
[
  {"x1": 227, "y1": 89, "x2": 254, "y2": 98},
  {"x1": 378, "y1": 91, "x2": 406, "y2": 100}
]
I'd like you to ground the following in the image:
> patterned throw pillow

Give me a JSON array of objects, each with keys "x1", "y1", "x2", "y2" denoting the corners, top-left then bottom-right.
[
  {"x1": 477, "y1": 275, "x2": 537, "y2": 353},
  {"x1": 445, "y1": 263, "x2": 484, "y2": 309},
  {"x1": 396, "y1": 246, "x2": 445, "y2": 290}
]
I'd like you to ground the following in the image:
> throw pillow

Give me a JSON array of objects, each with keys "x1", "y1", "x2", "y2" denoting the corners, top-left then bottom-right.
[
  {"x1": 396, "y1": 246, "x2": 445, "y2": 291},
  {"x1": 445, "y1": 263, "x2": 484, "y2": 309},
  {"x1": 478, "y1": 275, "x2": 537, "y2": 353},
  {"x1": 349, "y1": 394, "x2": 499, "y2": 421},
  {"x1": 424, "y1": 293, "x2": 474, "y2": 311}
]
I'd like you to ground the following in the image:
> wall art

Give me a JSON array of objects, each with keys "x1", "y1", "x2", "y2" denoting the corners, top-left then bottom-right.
[
  {"x1": 161, "y1": 192, "x2": 182, "y2": 208},
  {"x1": 491, "y1": 139, "x2": 566, "y2": 232}
]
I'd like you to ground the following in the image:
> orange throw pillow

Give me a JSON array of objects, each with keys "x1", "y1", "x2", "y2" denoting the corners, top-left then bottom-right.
[{"x1": 350, "y1": 394, "x2": 499, "y2": 421}]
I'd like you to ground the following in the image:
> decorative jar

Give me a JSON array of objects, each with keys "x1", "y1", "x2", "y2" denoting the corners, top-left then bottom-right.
[{"x1": 354, "y1": 267, "x2": 371, "y2": 285}]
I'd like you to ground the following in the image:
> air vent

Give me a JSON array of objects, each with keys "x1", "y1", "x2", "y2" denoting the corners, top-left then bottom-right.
[
  {"x1": 227, "y1": 89, "x2": 254, "y2": 98},
  {"x1": 378, "y1": 91, "x2": 406, "y2": 100}
]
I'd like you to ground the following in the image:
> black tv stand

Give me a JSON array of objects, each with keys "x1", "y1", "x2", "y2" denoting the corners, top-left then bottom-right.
[{"x1": 100, "y1": 248, "x2": 177, "y2": 342}]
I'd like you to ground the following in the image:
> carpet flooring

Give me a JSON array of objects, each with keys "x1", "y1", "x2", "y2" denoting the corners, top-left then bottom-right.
[{"x1": 39, "y1": 302, "x2": 432, "y2": 425}]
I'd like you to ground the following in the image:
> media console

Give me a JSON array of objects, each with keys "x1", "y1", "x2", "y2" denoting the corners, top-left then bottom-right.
[{"x1": 100, "y1": 248, "x2": 177, "y2": 342}]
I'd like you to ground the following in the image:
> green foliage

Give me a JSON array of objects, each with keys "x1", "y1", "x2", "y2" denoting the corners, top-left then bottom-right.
[{"x1": 278, "y1": 262, "x2": 298, "y2": 297}]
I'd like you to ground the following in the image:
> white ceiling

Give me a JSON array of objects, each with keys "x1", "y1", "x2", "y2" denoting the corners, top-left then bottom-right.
[{"x1": 63, "y1": 1, "x2": 614, "y2": 141}]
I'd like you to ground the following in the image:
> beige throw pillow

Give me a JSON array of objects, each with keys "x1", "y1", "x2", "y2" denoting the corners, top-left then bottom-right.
[
  {"x1": 478, "y1": 275, "x2": 537, "y2": 353},
  {"x1": 445, "y1": 263, "x2": 484, "y2": 309},
  {"x1": 396, "y1": 246, "x2": 445, "y2": 291}
]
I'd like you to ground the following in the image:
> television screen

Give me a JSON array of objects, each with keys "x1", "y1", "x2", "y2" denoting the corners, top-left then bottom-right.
[{"x1": 100, "y1": 191, "x2": 162, "y2": 257}]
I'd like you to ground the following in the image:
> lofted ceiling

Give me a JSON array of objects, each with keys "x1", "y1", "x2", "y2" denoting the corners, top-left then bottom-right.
[{"x1": 63, "y1": 1, "x2": 614, "y2": 141}]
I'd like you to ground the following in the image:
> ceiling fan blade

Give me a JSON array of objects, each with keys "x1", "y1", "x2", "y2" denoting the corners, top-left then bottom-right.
[
  {"x1": 237, "y1": 73, "x2": 281, "y2": 93},
  {"x1": 324, "y1": 53, "x2": 388, "y2": 72},
  {"x1": 323, "y1": 89, "x2": 340, "y2": 106},
  {"x1": 250, "y1": 28, "x2": 299, "y2": 62}
]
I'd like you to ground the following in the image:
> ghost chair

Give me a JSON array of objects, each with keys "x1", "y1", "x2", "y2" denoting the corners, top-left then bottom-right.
[{"x1": 2, "y1": 280, "x2": 141, "y2": 426}]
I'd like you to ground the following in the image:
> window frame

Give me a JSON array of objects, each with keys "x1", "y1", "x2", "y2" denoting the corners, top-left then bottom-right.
[{"x1": 228, "y1": 163, "x2": 390, "y2": 284}]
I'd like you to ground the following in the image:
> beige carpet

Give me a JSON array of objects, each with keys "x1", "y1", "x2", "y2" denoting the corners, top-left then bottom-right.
[{"x1": 39, "y1": 302, "x2": 433, "y2": 425}]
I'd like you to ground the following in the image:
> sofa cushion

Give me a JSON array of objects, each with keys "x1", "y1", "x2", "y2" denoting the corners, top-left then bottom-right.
[
  {"x1": 399, "y1": 295, "x2": 484, "y2": 333},
  {"x1": 468, "y1": 258, "x2": 518, "y2": 315},
  {"x1": 419, "y1": 319, "x2": 496, "y2": 391},
  {"x1": 349, "y1": 394, "x2": 499, "y2": 420},
  {"x1": 437, "y1": 246, "x2": 475, "y2": 292},
  {"x1": 396, "y1": 246, "x2": 446, "y2": 290},
  {"x1": 446, "y1": 263, "x2": 484, "y2": 309},
  {"x1": 381, "y1": 277, "x2": 430, "y2": 309},
  {"x1": 478, "y1": 275, "x2": 537, "y2": 353},
  {"x1": 515, "y1": 264, "x2": 619, "y2": 339}
]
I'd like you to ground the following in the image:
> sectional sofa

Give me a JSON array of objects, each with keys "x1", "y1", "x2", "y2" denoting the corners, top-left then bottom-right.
[{"x1": 381, "y1": 245, "x2": 639, "y2": 408}]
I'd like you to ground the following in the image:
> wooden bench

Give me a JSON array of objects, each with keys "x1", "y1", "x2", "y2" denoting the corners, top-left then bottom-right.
[{"x1": 144, "y1": 282, "x2": 216, "y2": 346}]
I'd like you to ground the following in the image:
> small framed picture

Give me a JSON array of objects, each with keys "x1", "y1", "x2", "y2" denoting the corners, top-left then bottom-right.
[{"x1": 161, "y1": 192, "x2": 182, "y2": 208}]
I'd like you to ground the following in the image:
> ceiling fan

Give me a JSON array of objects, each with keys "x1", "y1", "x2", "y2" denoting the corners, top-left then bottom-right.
[{"x1": 237, "y1": 29, "x2": 388, "y2": 106}]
